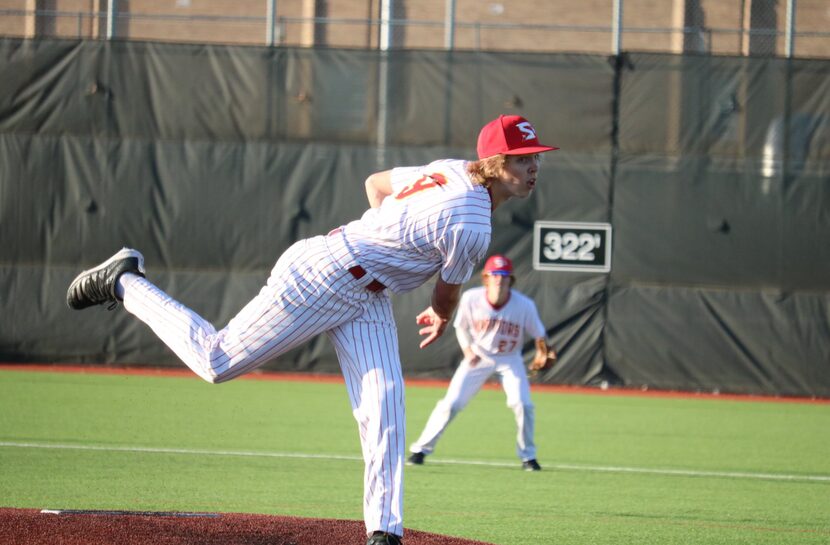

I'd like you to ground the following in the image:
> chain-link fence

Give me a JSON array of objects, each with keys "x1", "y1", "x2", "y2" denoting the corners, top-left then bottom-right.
[{"x1": 0, "y1": 0, "x2": 828, "y2": 58}]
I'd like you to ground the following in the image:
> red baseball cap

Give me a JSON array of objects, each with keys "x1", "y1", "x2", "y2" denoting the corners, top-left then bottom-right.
[
  {"x1": 476, "y1": 115, "x2": 558, "y2": 159},
  {"x1": 483, "y1": 254, "x2": 513, "y2": 276}
]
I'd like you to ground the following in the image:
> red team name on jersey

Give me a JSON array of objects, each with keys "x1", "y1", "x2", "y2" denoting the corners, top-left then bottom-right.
[
  {"x1": 395, "y1": 173, "x2": 448, "y2": 200},
  {"x1": 474, "y1": 318, "x2": 521, "y2": 338}
]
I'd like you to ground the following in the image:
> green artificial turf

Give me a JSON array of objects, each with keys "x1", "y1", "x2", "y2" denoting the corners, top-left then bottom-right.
[{"x1": 1, "y1": 369, "x2": 828, "y2": 545}]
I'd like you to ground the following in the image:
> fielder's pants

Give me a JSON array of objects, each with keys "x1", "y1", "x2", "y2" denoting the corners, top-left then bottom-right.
[
  {"x1": 410, "y1": 356, "x2": 536, "y2": 461},
  {"x1": 121, "y1": 234, "x2": 405, "y2": 537}
]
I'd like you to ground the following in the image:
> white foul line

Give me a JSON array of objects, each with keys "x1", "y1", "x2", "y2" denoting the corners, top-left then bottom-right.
[{"x1": 2, "y1": 441, "x2": 828, "y2": 483}]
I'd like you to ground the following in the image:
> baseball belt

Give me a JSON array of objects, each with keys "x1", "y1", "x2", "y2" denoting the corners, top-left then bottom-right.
[{"x1": 328, "y1": 227, "x2": 386, "y2": 293}]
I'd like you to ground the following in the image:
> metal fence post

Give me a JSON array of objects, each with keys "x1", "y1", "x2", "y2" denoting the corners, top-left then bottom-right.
[
  {"x1": 379, "y1": 0, "x2": 392, "y2": 50},
  {"x1": 444, "y1": 0, "x2": 456, "y2": 50},
  {"x1": 376, "y1": 0, "x2": 393, "y2": 168},
  {"x1": 785, "y1": 0, "x2": 796, "y2": 58},
  {"x1": 612, "y1": 0, "x2": 623, "y2": 55},
  {"x1": 266, "y1": 0, "x2": 277, "y2": 46},
  {"x1": 106, "y1": 0, "x2": 116, "y2": 39}
]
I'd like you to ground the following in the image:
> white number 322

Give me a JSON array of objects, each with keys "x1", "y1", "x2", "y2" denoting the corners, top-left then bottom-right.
[{"x1": 543, "y1": 232, "x2": 600, "y2": 261}]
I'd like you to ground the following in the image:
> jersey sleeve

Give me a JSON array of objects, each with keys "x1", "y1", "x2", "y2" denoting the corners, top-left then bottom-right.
[
  {"x1": 523, "y1": 298, "x2": 547, "y2": 339},
  {"x1": 437, "y1": 228, "x2": 490, "y2": 285},
  {"x1": 453, "y1": 291, "x2": 473, "y2": 330},
  {"x1": 455, "y1": 325, "x2": 473, "y2": 350}
]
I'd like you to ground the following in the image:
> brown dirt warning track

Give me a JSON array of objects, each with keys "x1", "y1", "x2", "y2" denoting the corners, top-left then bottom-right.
[
  {"x1": 0, "y1": 508, "x2": 497, "y2": 545},
  {"x1": 1, "y1": 363, "x2": 827, "y2": 404}
]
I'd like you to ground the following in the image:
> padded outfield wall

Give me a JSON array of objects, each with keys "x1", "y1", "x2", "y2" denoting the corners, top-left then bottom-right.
[{"x1": 0, "y1": 38, "x2": 828, "y2": 396}]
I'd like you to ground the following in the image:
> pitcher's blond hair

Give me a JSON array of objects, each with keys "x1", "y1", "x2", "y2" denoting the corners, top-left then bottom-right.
[{"x1": 466, "y1": 155, "x2": 506, "y2": 187}]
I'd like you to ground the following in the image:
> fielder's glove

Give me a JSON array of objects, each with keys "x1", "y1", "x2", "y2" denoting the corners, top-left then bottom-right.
[{"x1": 529, "y1": 346, "x2": 557, "y2": 377}]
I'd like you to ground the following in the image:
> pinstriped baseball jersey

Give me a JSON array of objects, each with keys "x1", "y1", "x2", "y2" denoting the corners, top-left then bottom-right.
[
  {"x1": 338, "y1": 159, "x2": 492, "y2": 293},
  {"x1": 114, "y1": 160, "x2": 498, "y2": 539},
  {"x1": 71, "y1": 112, "x2": 557, "y2": 543}
]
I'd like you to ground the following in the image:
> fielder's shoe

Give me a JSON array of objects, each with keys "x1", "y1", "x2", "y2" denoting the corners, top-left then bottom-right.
[
  {"x1": 406, "y1": 452, "x2": 425, "y2": 466},
  {"x1": 522, "y1": 459, "x2": 542, "y2": 471},
  {"x1": 366, "y1": 531, "x2": 402, "y2": 545},
  {"x1": 66, "y1": 248, "x2": 145, "y2": 310}
]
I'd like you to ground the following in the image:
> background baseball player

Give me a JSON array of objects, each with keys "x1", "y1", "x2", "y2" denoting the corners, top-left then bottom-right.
[
  {"x1": 66, "y1": 114, "x2": 557, "y2": 545},
  {"x1": 407, "y1": 254, "x2": 556, "y2": 471}
]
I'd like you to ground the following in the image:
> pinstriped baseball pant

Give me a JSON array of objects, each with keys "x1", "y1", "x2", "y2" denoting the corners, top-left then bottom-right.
[{"x1": 121, "y1": 235, "x2": 405, "y2": 537}]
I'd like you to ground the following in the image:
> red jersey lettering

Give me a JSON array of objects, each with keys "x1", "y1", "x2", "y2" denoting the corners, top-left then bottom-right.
[{"x1": 395, "y1": 173, "x2": 448, "y2": 200}]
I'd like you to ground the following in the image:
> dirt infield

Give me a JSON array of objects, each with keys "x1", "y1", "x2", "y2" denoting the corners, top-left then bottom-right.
[{"x1": 0, "y1": 508, "x2": 497, "y2": 545}]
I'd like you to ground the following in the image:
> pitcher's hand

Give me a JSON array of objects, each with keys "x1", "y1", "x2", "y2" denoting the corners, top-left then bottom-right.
[{"x1": 416, "y1": 307, "x2": 449, "y2": 348}]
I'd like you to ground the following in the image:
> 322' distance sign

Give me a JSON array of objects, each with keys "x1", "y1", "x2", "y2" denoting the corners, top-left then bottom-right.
[{"x1": 533, "y1": 221, "x2": 612, "y2": 273}]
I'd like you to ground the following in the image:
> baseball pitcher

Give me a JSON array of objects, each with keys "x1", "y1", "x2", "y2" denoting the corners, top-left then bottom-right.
[{"x1": 66, "y1": 115, "x2": 557, "y2": 545}]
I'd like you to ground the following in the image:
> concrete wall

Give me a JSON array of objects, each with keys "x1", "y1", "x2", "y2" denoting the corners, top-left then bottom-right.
[{"x1": 0, "y1": 0, "x2": 827, "y2": 57}]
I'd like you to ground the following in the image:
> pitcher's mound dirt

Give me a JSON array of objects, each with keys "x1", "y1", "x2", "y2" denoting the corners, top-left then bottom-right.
[{"x1": 0, "y1": 508, "x2": 497, "y2": 545}]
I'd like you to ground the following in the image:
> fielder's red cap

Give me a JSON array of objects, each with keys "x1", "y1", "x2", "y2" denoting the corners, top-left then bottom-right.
[
  {"x1": 476, "y1": 115, "x2": 558, "y2": 159},
  {"x1": 483, "y1": 254, "x2": 513, "y2": 276}
]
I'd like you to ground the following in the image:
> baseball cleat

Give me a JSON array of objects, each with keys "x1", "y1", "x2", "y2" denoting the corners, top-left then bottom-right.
[
  {"x1": 66, "y1": 248, "x2": 145, "y2": 310},
  {"x1": 366, "y1": 531, "x2": 402, "y2": 545},
  {"x1": 406, "y1": 452, "x2": 425, "y2": 466},
  {"x1": 522, "y1": 459, "x2": 542, "y2": 471}
]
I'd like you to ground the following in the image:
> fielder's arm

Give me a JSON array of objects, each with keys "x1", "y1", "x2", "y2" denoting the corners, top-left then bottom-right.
[
  {"x1": 365, "y1": 170, "x2": 394, "y2": 208},
  {"x1": 416, "y1": 276, "x2": 462, "y2": 349},
  {"x1": 455, "y1": 327, "x2": 481, "y2": 366}
]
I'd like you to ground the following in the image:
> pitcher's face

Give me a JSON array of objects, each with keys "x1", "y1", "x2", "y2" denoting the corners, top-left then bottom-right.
[{"x1": 500, "y1": 153, "x2": 541, "y2": 199}]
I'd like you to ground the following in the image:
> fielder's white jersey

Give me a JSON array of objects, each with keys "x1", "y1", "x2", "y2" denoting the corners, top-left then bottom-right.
[
  {"x1": 410, "y1": 285, "x2": 545, "y2": 461},
  {"x1": 454, "y1": 287, "x2": 546, "y2": 362},
  {"x1": 338, "y1": 159, "x2": 492, "y2": 293}
]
